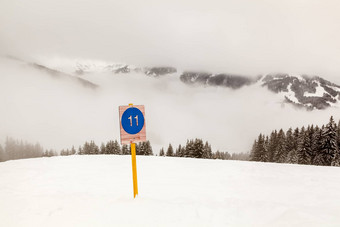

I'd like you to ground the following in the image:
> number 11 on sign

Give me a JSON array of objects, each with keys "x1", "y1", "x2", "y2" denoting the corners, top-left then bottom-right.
[
  {"x1": 119, "y1": 104, "x2": 146, "y2": 198},
  {"x1": 128, "y1": 115, "x2": 139, "y2": 126}
]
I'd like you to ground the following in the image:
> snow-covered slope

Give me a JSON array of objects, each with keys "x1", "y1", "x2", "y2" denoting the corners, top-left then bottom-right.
[
  {"x1": 36, "y1": 57, "x2": 178, "y2": 78},
  {"x1": 261, "y1": 74, "x2": 340, "y2": 110},
  {"x1": 6, "y1": 56, "x2": 98, "y2": 89},
  {"x1": 1, "y1": 156, "x2": 340, "y2": 226}
]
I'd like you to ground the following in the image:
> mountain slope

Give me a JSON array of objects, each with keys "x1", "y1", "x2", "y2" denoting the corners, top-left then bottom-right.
[
  {"x1": 12, "y1": 56, "x2": 340, "y2": 110},
  {"x1": 46, "y1": 58, "x2": 340, "y2": 110},
  {"x1": 32, "y1": 63, "x2": 98, "y2": 89},
  {"x1": 261, "y1": 74, "x2": 340, "y2": 110},
  {"x1": 179, "y1": 72, "x2": 257, "y2": 89},
  {"x1": 6, "y1": 56, "x2": 98, "y2": 89},
  {"x1": 1, "y1": 155, "x2": 340, "y2": 226}
]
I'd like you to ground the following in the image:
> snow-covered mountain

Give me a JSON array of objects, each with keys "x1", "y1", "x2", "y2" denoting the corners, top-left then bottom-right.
[
  {"x1": 7, "y1": 56, "x2": 98, "y2": 89},
  {"x1": 74, "y1": 60, "x2": 177, "y2": 77},
  {"x1": 261, "y1": 74, "x2": 340, "y2": 110},
  {"x1": 3, "y1": 56, "x2": 340, "y2": 153},
  {"x1": 175, "y1": 72, "x2": 340, "y2": 110},
  {"x1": 5, "y1": 56, "x2": 340, "y2": 110},
  {"x1": 32, "y1": 57, "x2": 340, "y2": 111}
]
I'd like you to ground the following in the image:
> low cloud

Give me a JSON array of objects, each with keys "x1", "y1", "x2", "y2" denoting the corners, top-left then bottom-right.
[
  {"x1": 1, "y1": 0, "x2": 340, "y2": 153},
  {"x1": 1, "y1": 0, "x2": 340, "y2": 81},
  {"x1": 1, "y1": 57, "x2": 339, "y2": 154}
]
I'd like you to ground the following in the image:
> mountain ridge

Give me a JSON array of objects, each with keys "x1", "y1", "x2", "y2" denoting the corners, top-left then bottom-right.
[{"x1": 9, "y1": 56, "x2": 340, "y2": 110}]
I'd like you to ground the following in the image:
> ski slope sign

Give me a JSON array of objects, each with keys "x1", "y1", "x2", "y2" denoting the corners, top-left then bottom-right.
[{"x1": 119, "y1": 104, "x2": 146, "y2": 145}]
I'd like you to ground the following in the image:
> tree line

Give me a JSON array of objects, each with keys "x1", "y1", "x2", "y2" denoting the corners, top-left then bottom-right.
[
  {"x1": 0, "y1": 137, "x2": 250, "y2": 162},
  {"x1": 71, "y1": 140, "x2": 153, "y2": 156},
  {"x1": 0, "y1": 138, "x2": 155, "y2": 162},
  {"x1": 159, "y1": 138, "x2": 249, "y2": 161},
  {"x1": 0, "y1": 137, "x2": 47, "y2": 162},
  {"x1": 250, "y1": 116, "x2": 340, "y2": 166}
]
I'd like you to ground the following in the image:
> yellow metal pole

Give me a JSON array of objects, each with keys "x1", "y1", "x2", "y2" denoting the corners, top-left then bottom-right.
[{"x1": 131, "y1": 142, "x2": 138, "y2": 198}]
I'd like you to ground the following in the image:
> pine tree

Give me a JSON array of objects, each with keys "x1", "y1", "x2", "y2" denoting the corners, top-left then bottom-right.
[
  {"x1": 141, "y1": 142, "x2": 147, "y2": 155},
  {"x1": 70, "y1": 146, "x2": 76, "y2": 155},
  {"x1": 184, "y1": 140, "x2": 195, "y2": 158},
  {"x1": 297, "y1": 126, "x2": 312, "y2": 165},
  {"x1": 213, "y1": 150, "x2": 220, "y2": 159},
  {"x1": 83, "y1": 141, "x2": 99, "y2": 155},
  {"x1": 105, "y1": 140, "x2": 120, "y2": 155},
  {"x1": 286, "y1": 149, "x2": 298, "y2": 164},
  {"x1": 193, "y1": 139, "x2": 204, "y2": 158},
  {"x1": 122, "y1": 144, "x2": 129, "y2": 155},
  {"x1": 78, "y1": 146, "x2": 83, "y2": 155},
  {"x1": 224, "y1": 152, "x2": 231, "y2": 160},
  {"x1": 82, "y1": 142, "x2": 90, "y2": 154},
  {"x1": 274, "y1": 129, "x2": 287, "y2": 163},
  {"x1": 138, "y1": 141, "x2": 152, "y2": 155},
  {"x1": 251, "y1": 134, "x2": 267, "y2": 162},
  {"x1": 144, "y1": 141, "x2": 153, "y2": 155},
  {"x1": 159, "y1": 148, "x2": 165, "y2": 156},
  {"x1": 203, "y1": 141, "x2": 212, "y2": 159},
  {"x1": 91, "y1": 141, "x2": 99, "y2": 155},
  {"x1": 313, "y1": 127, "x2": 325, "y2": 165},
  {"x1": 113, "y1": 140, "x2": 121, "y2": 155},
  {"x1": 310, "y1": 125, "x2": 320, "y2": 164},
  {"x1": 267, "y1": 130, "x2": 278, "y2": 162},
  {"x1": 285, "y1": 128, "x2": 298, "y2": 163},
  {"x1": 285, "y1": 128, "x2": 294, "y2": 153},
  {"x1": 250, "y1": 140, "x2": 258, "y2": 161},
  {"x1": 100, "y1": 143, "x2": 106, "y2": 154},
  {"x1": 166, "y1": 144, "x2": 174, "y2": 157},
  {"x1": 320, "y1": 116, "x2": 339, "y2": 166},
  {"x1": 136, "y1": 143, "x2": 141, "y2": 155},
  {"x1": 0, "y1": 144, "x2": 5, "y2": 162},
  {"x1": 137, "y1": 142, "x2": 144, "y2": 155},
  {"x1": 139, "y1": 141, "x2": 152, "y2": 155},
  {"x1": 5, "y1": 137, "x2": 15, "y2": 160},
  {"x1": 181, "y1": 146, "x2": 186, "y2": 157},
  {"x1": 175, "y1": 145, "x2": 183, "y2": 157},
  {"x1": 293, "y1": 127, "x2": 299, "y2": 151},
  {"x1": 105, "y1": 141, "x2": 115, "y2": 154},
  {"x1": 264, "y1": 136, "x2": 269, "y2": 162},
  {"x1": 307, "y1": 125, "x2": 316, "y2": 163}
]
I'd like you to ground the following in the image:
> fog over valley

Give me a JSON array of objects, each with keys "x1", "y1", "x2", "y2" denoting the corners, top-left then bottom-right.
[
  {"x1": 1, "y1": 0, "x2": 340, "y2": 153},
  {"x1": 1, "y1": 56, "x2": 339, "y2": 153}
]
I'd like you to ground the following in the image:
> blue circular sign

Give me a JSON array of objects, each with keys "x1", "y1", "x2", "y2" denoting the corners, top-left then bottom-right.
[{"x1": 121, "y1": 107, "x2": 145, "y2": 134}]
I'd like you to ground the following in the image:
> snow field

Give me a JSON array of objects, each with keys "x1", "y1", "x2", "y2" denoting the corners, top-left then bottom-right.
[{"x1": 1, "y1": 156, "x2": 340, "y2": 226}]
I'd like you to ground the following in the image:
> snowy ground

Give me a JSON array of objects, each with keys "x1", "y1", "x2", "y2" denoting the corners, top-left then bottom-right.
[{"x1": 1, "y1": 156, "x2": 340, "y2": 227}]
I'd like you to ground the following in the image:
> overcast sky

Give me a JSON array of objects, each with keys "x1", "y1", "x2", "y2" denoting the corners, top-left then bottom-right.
[
  {"x1": 1, "y1": 0, "x2": 340, "y2": 153},
  {"x1": 1, "y1": 0, "x2": 340, "y2": 83}
]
